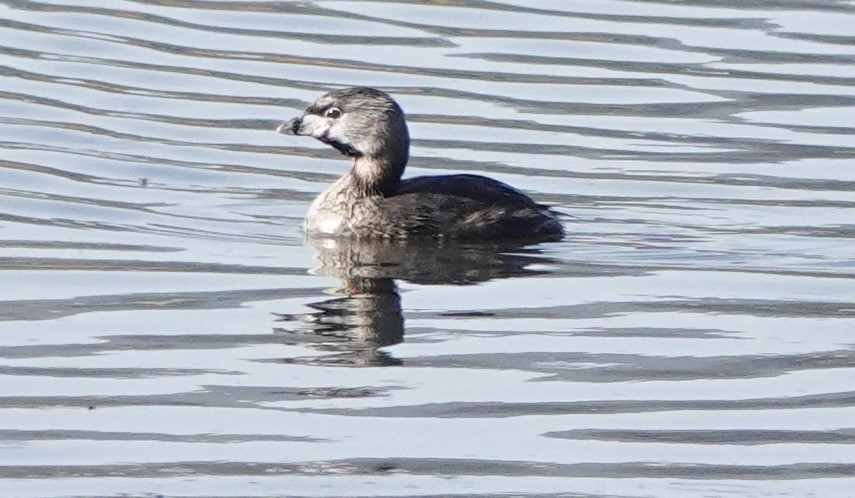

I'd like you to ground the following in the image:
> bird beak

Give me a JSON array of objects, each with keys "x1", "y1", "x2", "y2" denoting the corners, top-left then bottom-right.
[
  {"x1": 277, "y1": 114, "x2": 329, "y2": 137},
  {"x1": 276, "y1": 117, "x2": 302, "y2": 135},
  {"x1": 278, "y1": 113, "x2": 361, "y2": 158}
]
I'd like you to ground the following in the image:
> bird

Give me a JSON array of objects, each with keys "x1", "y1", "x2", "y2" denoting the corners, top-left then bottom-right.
[{"x1": 278, "y1": 87, "x2": 564, "y2": 241}]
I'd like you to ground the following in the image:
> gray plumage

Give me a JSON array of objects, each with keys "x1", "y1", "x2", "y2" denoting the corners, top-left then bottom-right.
[{"x1": 278, "y1": 87, "x2": 564, "y2": 241}]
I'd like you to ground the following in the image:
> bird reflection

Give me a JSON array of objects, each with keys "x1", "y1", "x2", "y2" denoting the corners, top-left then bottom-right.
[{"x1": 274, "y1": 237, "x2": 558, "y2": 367}]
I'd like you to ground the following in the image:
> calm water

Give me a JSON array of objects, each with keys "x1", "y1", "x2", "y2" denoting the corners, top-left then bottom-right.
[{"x1": 1, "y1": 0, "x2": 854, "y2": 497}]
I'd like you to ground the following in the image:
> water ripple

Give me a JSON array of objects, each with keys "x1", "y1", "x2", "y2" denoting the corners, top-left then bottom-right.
[{"x1": 1, "y1": 1, "x2": 854, "y2": 496}]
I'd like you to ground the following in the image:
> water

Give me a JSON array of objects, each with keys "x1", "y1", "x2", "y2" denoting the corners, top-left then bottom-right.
[{"x1": 1, "y1": 0, "x2": 854, "y2": 497}]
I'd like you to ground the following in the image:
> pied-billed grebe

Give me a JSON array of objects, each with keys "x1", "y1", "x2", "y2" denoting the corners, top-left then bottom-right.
[{"x1": 277, "y1": 87, "x2": 564, "y2": 241}]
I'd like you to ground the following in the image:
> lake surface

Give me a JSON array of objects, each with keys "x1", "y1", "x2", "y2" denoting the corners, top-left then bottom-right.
[{"x1": 1, "y1": 0, "x2": 854, "y2": 497}]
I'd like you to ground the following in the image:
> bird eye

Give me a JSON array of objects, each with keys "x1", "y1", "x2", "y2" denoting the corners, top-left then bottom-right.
[{"x1": 324, "y1": 107, "x2": 342, "y2": 119}]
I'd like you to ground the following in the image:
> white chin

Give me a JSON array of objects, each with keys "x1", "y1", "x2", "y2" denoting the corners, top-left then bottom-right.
[
  {"x1": 311, "y1": 124, "x2": 331, "y2": 138},
  {"x1": 325, "y1": 130, "x2": 356, "y2": 148}
]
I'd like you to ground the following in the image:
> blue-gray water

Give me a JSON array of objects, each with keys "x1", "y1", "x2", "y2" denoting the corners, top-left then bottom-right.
[{"x1": 1, "y1": 1, "x2": 854, "y2": 497}]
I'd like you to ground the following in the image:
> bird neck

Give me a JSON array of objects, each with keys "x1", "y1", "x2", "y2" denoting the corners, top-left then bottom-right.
[{"x1": 349, "y1": 155, "x2": 405, "y2": 197}]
